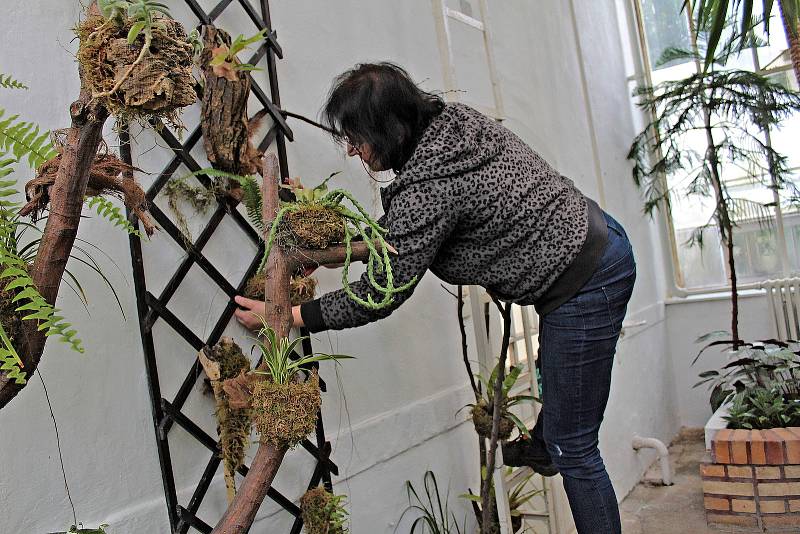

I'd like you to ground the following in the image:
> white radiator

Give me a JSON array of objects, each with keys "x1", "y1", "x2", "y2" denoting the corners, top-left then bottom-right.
[{"x1": 761, "y1": 278, "x2": 800, "y2": 341}]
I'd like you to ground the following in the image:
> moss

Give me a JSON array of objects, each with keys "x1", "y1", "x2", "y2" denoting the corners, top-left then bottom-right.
[
  {"x1": 252, "y1": 371, "x2": 320, "y2": 448},
  {"x1": 207, "y1": 338, "x2": 252, "y2": 477},
  {"x1": 300, "y1": 486, "x2": 347, "y2": 534},
  {"x1": 471, "y1": 400, "x2": 514, "y2": 440},
  {"x1": 77, "y1": 13, "x2": 195, "y2": 126},
  {"x1": 243, "y1": 272, "x2": 317, "y2": 306},
  {"x1": 280, "y1": 204, "x2": 345, "y2": 249}
]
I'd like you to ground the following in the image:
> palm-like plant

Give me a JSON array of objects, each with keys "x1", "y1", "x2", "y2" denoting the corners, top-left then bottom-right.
[
  {"x1": 629, "y1": 29, "x2": 800, "y2": 345},
  {"x1": 684, "y1": 0, "x2": 800, "y2": 81}
]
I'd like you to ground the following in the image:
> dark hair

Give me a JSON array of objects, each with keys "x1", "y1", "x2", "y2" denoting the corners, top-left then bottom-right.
[{"x1": 323, "y1": 62, "x2": 445, "y2": 172}]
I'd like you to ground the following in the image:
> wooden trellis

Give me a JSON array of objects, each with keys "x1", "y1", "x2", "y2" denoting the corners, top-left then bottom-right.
[{"x1": 121, "y1": 1, "x2": 338, "y2": 532}]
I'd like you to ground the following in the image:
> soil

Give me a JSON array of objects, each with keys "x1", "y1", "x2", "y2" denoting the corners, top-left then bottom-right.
[
  {"x1": 77, "y1": 13, "x2": 196, "y2": 125},
  {"x1": 251, "y1": 371, "x2": 320, "y2": 448}
]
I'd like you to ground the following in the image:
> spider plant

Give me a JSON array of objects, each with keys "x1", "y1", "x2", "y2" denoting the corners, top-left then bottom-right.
[{"x1": 250, "y1": 318, "x2": 353, "y2": 384}]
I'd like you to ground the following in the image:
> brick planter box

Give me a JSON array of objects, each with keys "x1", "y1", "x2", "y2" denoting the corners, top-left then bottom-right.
[{"x1": 701, "y1": 428, "x2": 800, "y2": 531}]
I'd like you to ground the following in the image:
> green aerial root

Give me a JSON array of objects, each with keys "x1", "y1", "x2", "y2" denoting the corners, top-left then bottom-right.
[{"x1": 259, "y1": 188, "x2": 417, "y2": 310}]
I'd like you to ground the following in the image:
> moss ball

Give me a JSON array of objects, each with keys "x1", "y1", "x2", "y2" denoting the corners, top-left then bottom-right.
[{"x1": 252, "y1": 371, "x2": 320, "y2": 448}]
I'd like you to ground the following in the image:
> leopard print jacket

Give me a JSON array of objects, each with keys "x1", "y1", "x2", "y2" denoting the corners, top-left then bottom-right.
[{"x1": 301, "y1": 103, "x2": 597, "y2": 332}]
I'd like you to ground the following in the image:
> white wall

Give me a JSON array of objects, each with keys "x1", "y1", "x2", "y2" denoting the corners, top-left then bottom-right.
[{"x1": 0, "y1": 1, "x2": 688, "y2": 533}]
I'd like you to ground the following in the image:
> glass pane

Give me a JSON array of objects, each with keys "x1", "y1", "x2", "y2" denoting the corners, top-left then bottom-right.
[
  {"x1": 640, "y1": 0, "x2": 692, "y2": 69},
  {"x1": 675, "y1": 226, "x2": 727, "y2": 287}
]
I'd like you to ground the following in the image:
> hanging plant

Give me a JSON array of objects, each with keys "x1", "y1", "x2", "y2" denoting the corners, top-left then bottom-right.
[
  {"x1": 197, "y1": 337, "x2": 252, "y2": 502},
  {"x1": 262, "y1": 175, "x2": 417, "y2": 311},
  {"x1": 77, "y1": 0, "x2": 196, "y2": 127},
  {"x1": 299, "y1": 486, "x2": 349, "y2": 534},
  {"x1": 468, "y1": 364, "x2": 539, "y2": 441},
  {"x1": 221, "y1": 320, "x2": 351, "y2": 448}
]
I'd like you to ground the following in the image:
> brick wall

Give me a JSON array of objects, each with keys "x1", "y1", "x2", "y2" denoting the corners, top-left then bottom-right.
[{"x1": 701, "y1": 428, "x2": 800, "y2": 531}]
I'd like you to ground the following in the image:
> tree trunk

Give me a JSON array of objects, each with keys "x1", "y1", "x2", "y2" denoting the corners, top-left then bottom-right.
[
  {"x1": 702, "y1": 94, "x2": 740, "y2": 345},
  {"x1": 480, "y1": 300, "x2": 512, "y2": 533},
  {"x1": 779, "y1": 0, "x2": 800, "y2": 86},
  {"x1": 212, "y1": 153, "x2": 291, "y2": 533},
  {"x1": 0, "y1": 74, "x2": 108, "y2": 409}
]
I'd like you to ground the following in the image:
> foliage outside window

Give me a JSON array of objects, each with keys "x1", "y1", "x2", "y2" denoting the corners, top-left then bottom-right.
[{"x1": 634, "y1": 0, "x2": 800, "y2": 290}]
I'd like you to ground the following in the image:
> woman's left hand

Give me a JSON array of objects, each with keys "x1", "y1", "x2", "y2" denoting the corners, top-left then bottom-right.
[{"x1": 233, "y1": 295, "x2": 266, "y2": 330}]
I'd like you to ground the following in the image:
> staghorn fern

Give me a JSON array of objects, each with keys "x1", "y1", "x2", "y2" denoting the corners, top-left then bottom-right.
[
  {"x1": 86, "y1": 196, "x2": 143, "y2": 237},
  {"x1": 0, "y1": 108, "x2": 58, "y2": 169},
  {"x1": 0, "y1": 73, "x2": 28, "y2": 90}
]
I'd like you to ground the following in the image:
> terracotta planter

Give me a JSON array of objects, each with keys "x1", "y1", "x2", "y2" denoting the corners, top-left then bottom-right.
[{"x1": 701, "y1": 424, "x2": 800, "y2": 531}]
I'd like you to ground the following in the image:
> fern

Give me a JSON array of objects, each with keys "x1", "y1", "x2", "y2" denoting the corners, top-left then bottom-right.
[
  {"x1": 0, "y1": 73, "x2": 28, "y2": 90},
  {"x1": 0, "y1": 155, "x2": 84, "y2": 363},
  {"x1": 237, "y1": 175, "x2": 263, "y2": 231},
  {"x1": 176, "y1": 167, "x2": 263, "y2": 230},
  {"x1": 0, "y1": 108, "x2": 58, "y2": 169},
  {"x1": 86, "y1": 196, "x2": 143, "y2": 237}
]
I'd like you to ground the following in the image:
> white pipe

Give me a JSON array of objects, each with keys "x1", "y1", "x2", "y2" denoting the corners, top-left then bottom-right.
[{"x1": 632, "y1": 435, "x2": 673, "y2": 486}]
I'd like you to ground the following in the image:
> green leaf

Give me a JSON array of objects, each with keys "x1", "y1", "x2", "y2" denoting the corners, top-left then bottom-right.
[{"x1": 128, "y1": 21, "x2": 146, "y2": 44}]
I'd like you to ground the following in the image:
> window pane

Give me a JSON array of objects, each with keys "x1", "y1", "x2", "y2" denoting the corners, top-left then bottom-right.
[
  {"x1": 675, "y1": 226, "x2": 727, "y2": 287},
  {"x1": 640, "y1": 0, "x2": 692, "y2": 69}
]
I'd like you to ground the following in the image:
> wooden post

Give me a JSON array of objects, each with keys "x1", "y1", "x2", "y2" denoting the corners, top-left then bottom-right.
[{"x1": 0, "y1": 63, "x2": 108, "y2": 408}]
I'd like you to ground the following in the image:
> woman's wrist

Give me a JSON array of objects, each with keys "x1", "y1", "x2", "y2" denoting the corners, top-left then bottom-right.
[{"x1": 292, "y1": 305, "x2": 305, "y2": 329}]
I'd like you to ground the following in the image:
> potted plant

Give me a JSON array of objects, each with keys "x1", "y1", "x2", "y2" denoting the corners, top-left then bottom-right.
[
  {"x1": 695, "y1": 337, "x2": 800, "y2": 530},
  {"x1": 78, "y1": 0, "x2": 196, "y2": 126}
]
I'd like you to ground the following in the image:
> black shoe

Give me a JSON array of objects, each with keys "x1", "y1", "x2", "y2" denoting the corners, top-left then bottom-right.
[{"x1": 502, "y1": 436, "x2": 559, "y2": 477}]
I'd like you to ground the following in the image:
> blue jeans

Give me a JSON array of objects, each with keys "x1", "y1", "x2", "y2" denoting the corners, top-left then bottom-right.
[{"x1": 532, "y1": 212, "x2": 635, "y2": 534}]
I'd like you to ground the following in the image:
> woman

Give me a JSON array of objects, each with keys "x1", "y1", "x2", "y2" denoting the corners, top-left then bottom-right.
[{"x1": 234, "y1": 63, "x2": 635, "y2": 534}]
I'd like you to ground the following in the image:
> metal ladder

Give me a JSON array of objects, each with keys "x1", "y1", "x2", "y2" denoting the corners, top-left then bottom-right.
[{"x1": 467, "y1": 286, "x2": 555, "y2": 534}]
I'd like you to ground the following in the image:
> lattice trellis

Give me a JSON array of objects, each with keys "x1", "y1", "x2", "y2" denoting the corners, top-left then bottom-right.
[{"x1": 120, "y1": 1, "x2": 338, "y2": 532}]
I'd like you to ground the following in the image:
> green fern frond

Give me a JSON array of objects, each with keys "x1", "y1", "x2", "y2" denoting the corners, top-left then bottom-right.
[
  {"x1": 0, "y1": 73, "x2": 28, "y2": 90},
  {"x1": 0, "y1": 324, "x2": 25, "y2": 384},
  {"x1": 0, "y1": 154, "x2": 84, "y2": 361},
  {"x1": 86, "y1": 196, "x2": 143, "y2": 237},
  {"x1": 0, "y1": 108, "x2": 58, "y2": 169},
  {"x1": 237, "y1": 175, "x2": 263, "y2": 231},
  {"x1": 176, "y1": 167, "x2": 263, "y2": 230}
]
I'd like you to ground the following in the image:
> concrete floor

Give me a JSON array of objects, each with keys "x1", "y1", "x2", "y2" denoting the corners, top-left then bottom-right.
[{"x1": 620, "y1": 430, "x2": 726, "y2": 534}]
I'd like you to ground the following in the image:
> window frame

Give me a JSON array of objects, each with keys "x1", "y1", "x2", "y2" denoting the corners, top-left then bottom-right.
[{"x1": 628, "y1": 0, "x2": 799, "y2": 296}]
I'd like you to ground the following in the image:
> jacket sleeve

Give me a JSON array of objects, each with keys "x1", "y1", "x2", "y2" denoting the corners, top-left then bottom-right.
[{"x1": 300, "y1": 181, "x2": 457, "y2": 332}]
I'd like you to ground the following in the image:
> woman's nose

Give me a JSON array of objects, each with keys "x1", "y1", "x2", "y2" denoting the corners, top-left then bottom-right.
[{"x1": 346, "y1": 143, "x2": 359, "y2": 157}]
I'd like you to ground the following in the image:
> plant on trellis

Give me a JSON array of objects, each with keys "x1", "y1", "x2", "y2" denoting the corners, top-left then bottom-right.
[
  {"x1": 261, "y1": 175, "x2": 416, "y2": 311},
  {"x1": 300, "y1": 486, "x2": 349, "y2": 534}
]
